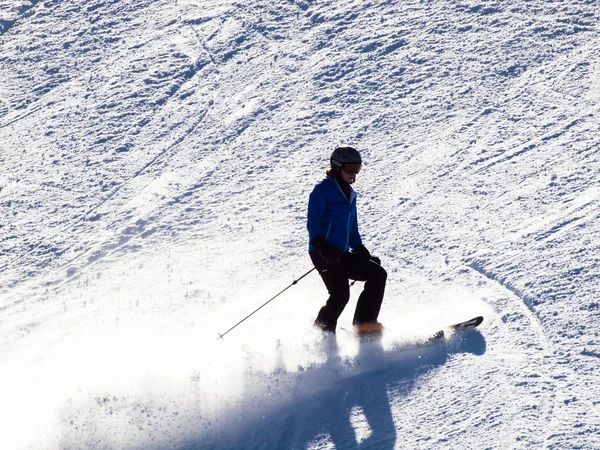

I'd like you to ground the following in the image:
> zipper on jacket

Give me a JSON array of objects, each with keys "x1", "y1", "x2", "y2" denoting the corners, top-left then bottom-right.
[
  {"x1": 331, "y1": 178, "x2": 356, "y2": 252},
  {"x1": 345, "y1": 209, "x2": 352, "y2": 252},
  {"x1": 325, "y1": 221, "x2": 333, "y2": 240}
]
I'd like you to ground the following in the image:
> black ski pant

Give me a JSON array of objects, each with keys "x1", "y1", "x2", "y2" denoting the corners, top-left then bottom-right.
[{"x1": 310, "y1": 251, "x2": 387, "y2": 332}]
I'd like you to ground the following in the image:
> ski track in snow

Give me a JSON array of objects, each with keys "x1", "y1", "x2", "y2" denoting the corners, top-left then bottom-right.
[
  {"x1": 466, "y1": 261, "x2": 559, "y2": 446},
  {"x1": 2, "y1": 0, "x2": 600, "y2": 449}
]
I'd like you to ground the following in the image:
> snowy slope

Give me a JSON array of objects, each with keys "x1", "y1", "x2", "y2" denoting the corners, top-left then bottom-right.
[{"x1": 1, "y1": 0, "x2": 600, "y2": 448}]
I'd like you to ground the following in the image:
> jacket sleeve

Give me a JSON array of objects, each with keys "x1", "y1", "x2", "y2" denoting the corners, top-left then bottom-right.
[
  {"x1": 349, "y1": 202, "x2": 363, "y2": 249},
  {"x1": 307, "y1": 184, "x2": 327, "y2": 243}
]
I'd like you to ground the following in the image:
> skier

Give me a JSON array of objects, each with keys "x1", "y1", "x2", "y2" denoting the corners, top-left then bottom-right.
[{"x1": 307, "y1": 146, "x2": 387, "y2": 336}]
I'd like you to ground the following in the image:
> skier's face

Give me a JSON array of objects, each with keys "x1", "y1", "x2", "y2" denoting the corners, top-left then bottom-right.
[{"x1": 341, "y1": 166, "x2": 358, "y2": 184}]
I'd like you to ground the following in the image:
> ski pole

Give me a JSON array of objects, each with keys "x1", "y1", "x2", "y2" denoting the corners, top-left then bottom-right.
[{"x1": 216, "y1": 267, "x2": 316, "y2": 341}]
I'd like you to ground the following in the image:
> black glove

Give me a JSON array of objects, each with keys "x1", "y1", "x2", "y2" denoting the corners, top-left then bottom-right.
[
  {"x1": 311, "y1": 236, "x2": 341, "y2": 266},
  {"x1": 352, "y1": 244, "x2": 381, "y2": 265}
]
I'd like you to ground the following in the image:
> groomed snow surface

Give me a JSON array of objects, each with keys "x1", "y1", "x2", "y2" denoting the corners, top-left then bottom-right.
[{"x1": 1, "y1": 0, "x2": 600, "y2": 448}]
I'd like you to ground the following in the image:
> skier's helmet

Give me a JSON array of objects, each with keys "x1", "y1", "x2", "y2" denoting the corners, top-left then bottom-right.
[{"x1": 330, "y1": 146, "x2": 362, "y2": 169}]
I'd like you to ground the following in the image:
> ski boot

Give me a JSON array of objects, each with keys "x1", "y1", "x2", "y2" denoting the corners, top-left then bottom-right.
[{"x1": 353, "y1": 321, "x2": 384, "y2": 339}]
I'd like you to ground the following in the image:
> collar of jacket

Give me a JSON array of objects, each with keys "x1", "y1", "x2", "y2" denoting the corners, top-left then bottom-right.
[{"x1": 327, "y1": 176, "x2": 356, "y2": 203}]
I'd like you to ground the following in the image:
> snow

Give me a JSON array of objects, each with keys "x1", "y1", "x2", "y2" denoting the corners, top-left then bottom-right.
[{"x1": 1, "y1": 0, "x2": 600, "y2": 448}]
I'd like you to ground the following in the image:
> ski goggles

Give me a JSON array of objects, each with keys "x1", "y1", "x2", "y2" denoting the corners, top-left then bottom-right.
[{"x1": 342, "y1": 163, "x2": 361, "y2": 174}]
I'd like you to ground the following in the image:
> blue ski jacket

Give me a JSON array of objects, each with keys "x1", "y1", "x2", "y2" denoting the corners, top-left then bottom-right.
[{"x1": 307, "y1": 177, "x2": 363, "y2": 253}]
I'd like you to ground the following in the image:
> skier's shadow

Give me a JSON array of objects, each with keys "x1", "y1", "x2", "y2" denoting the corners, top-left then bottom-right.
[
  {"x1": 290, "y1": 337, "x2": 412, "y2": 450},
  {"x1": 286, "y1": 332, "x2": 486, "y2": 449},
  {"x1": 281, "y1": 337, "x2": 447, "y2": 450},
  {"x1": 185, "y1": 331, "x2": 486, "y2": 450}
]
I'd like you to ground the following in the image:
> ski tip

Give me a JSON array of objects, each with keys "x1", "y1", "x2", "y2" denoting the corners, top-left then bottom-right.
[
  {"x1": 451, "y1": 316, "x2": 484, "y2": 330},
  {"x1": 426, "y1": 330, "x2": 445, "y2": 343}
]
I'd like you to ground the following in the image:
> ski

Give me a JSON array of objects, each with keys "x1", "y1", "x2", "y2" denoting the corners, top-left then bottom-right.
[
  {"x1": 430, "y1": 315, "x2": 484, "y2": 340},
  {"x1": 340, "y1": 316, "x2": 484, "y2": 342},
  {"x1": 447, "y1": 315, "x2": 484, "y2": 331}
]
